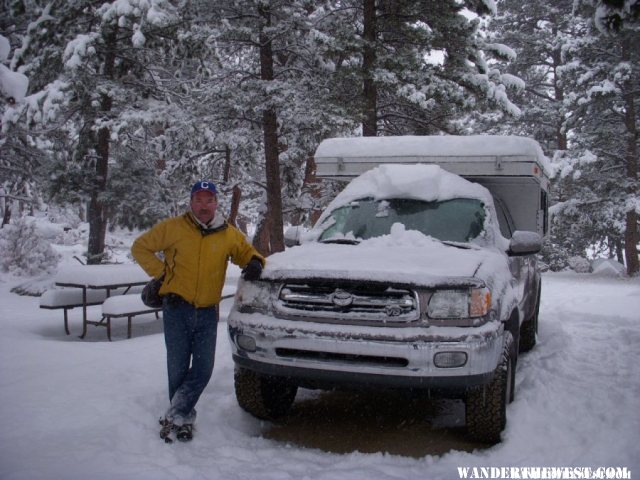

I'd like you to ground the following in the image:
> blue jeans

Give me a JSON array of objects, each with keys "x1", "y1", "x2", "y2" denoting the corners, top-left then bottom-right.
[{"x1": 162, "y1": 298, "x2": 218, "y2": 426}]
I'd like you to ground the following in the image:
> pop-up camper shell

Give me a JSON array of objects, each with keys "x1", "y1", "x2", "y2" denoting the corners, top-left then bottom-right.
[{"x1": 314, "y1": 135, "x2": 551, "y2": 238}]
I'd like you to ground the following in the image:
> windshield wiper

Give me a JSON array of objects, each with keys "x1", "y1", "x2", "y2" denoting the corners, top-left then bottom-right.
[
  {"x1": 441, "y1": 240, "x2": 473, "y2": 249},
  {"x1": 319, "y1": 238, "x2": 361, "y2": 245}
]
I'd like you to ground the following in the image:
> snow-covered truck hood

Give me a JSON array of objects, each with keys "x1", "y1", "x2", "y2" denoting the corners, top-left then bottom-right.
[{"x1": 262, "y1": 227, "x2": 510, "y2": 288}]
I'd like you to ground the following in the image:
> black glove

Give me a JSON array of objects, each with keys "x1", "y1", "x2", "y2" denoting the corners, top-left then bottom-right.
[{"x1": 242, "y1": 256, "x2": 263, "y2": 281}]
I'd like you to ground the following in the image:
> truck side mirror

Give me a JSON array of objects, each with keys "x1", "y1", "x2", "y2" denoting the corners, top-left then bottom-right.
[
  {"x1": 284, "y1": 226, "x2": 303, "y2": 247},
  {"x1": 508, "y1": 231, "x2": 542, "y2": 256}
]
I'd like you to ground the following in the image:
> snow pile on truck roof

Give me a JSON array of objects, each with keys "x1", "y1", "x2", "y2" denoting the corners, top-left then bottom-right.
[
  {"x1": 306, "y1": 163, "x2": 508, "y2": 252},
  {"x1": 316, "y1": 164, "x2": 494, "y2": 220}
]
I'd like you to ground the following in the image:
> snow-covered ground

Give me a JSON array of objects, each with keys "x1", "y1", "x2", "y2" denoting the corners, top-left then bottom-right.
[{"x1": 1, "y1": 260, "x2": 639, "y2": 479}]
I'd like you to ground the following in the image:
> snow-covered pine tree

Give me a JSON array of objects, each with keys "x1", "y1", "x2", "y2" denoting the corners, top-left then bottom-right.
[
  {"x1": 478, "y1": 0, "x2": 575, "y2": 150},
  {"x1": 176, "y1": 0, "x2": 355, "y2": 255},
  {"x1": 3, "y1": 0, "x2": 576, "y2": 258},
  {"x1": 3, "y1": 0, "x2": 184, "y2": 262},
  {"x1": 321, "y1": 0, "x2": 524, "y2": 137},
  {"x1": 0, "y1": 4, "x2": 47, "y2": 224},
  {"x1": 476, "y1": 0, "x2": 582, "y2": 269},
  {"x1": 557, "y1": 0, "x2": 639, "y2": 275}
]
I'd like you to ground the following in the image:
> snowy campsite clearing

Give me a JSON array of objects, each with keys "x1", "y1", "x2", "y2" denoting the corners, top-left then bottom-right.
[{"x1": 1, "y1": 265, "x2": 639, "y2": 480}]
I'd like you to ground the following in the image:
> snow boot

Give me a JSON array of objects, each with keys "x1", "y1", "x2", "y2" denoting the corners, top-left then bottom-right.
[
  {"x1": 159, "y1": 417, "x2": 175, "y2": 443},
  {"x1": 176, "y1": 423, "x2": 194, "y2": 442}
]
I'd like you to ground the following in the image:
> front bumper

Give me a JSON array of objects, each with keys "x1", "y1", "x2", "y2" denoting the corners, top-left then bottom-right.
[{"x1": 228, "y1": 309, "x2": 505, "y2": 392}]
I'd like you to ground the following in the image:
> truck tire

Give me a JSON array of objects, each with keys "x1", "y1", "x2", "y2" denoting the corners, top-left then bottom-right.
[
  {"x1": 465, "y1": 332, "x2": 514, "y2": 444},
  {"x1": 234, "y1": 367, "x2": 298, "y2": 420},
  {"x1": 519, "y1": 282, "x2": 540, "y2": 353}
]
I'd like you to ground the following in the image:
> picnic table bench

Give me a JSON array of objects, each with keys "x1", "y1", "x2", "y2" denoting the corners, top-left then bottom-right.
[
  {"x1": 41, "y1": 264, "x2": 152, "y2": 340},
  {"x1": 101, "y1": 294, "x2": 161, "y2": 340},
  {"x1": 41, "y1": 263, "x2": 242, "y2": 340},
  {"x1": 100, "y1": 285, "x2": 240, "y2": 340},
  {"x1": 40, "y1": 288, "x2": 110, "y2": 335}
]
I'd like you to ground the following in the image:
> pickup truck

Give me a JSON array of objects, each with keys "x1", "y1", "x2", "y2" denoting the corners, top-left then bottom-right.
[{"x1": 228, "y1": 135, "x2": 550, "y2": 444}]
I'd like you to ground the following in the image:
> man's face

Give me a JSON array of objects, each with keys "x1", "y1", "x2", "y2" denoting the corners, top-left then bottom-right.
[{"x1": 190, "y1": 191, "x2": 217, "y2": 224}]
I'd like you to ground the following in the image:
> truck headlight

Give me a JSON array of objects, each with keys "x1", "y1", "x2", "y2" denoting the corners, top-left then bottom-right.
[
  {"x1": 427, "y1": 288, "x2": 491, "y2": 319},
  {"x1": 235, "y1": 280, "x2": 275, "y2": 313}
]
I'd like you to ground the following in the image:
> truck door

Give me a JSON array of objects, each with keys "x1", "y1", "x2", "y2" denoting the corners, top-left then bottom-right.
[{"x1": 494, "y1": 197, "x2": 528, "y2": 309}]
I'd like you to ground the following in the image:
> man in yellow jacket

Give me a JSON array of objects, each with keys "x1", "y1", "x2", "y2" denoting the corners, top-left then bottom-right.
[{"x1": 132, "y1": 180, "x2": 264, "y2": 443}]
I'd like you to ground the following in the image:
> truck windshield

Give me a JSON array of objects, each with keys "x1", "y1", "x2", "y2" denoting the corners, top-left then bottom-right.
[{"x1": 318, "y1": 198, "x2": 486, "y2": 243}]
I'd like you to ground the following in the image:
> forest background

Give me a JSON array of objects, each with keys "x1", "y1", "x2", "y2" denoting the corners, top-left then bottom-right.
[{"x1": 0, "y1": 0, "x2": 638, "y2": 275}]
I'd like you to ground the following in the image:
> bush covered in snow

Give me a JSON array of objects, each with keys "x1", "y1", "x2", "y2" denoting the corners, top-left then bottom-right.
[
  {"x1": 0, "y1": 218, "x2": 60, "y2": 276},
  {"x1": 567, "y1": 255, "x2": 591, "y2": 273}
]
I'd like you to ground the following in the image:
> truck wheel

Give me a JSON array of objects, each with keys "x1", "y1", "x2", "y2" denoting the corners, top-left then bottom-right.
[
  {"x1": 234, "y1": 367, "x2": 297, "y2": 420},
  {"x1": 465, "y1": 332, "x2": 514, "y2": 444},
  {"x1": 519, "y1": 282, "x2": 540, "y2": 353}
]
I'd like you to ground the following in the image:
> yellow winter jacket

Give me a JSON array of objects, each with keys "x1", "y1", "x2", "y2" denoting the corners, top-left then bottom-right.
[{"x1": 131, "y1": 212, "x2": 264, "y2": 308}]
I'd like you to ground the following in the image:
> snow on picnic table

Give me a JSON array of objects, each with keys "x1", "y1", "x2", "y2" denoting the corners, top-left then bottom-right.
[
  {"x1": 54, "y1": 263, "x2": 150, "y2": 287},
  {"x1": 101, "y1": 294, "x2": 156, "y2": 315},
  {"x1": 0, "y1": 270, "x2": 639, "y2": 480}
]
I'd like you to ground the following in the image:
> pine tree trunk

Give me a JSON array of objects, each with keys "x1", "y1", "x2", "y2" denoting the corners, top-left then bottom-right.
[
  {"x1": 2, "y1": 206, "x2": 10, "y2": 227},
  {"x1": 87, "y1": 111, "x2": 111, "y2": 264},
  {"x1": 87, "y1": 26, "x2": 117, "y2": 264},
  {"x1": 621, "y1": 36, "x2": 639, "y2": 276},
  {"x1": 228, "y1": 185, "x2": 241, "y2": 227},
  {"x1": 302, "y1": 156, "x2": 323, "y2": 226},
  {"x1": 552, "y1": 48, "x2": 567, "y2": 151},
  {"x1": 623, "y1": 211, "x2": 638, "y2": 275},
  {"x1": 258, "y1": 5, "x2": 285, "y2": 255},
  {"x1": 252, "y1": 213, "x2": 271, "y2": 257},
  {"x1": 615, "y1": 238, "x2": 624, "y2": 265},
  {"x1": 362, "y1": 0, "x2": 377, "y2": 137},
  {"x1": 262, "y1": 108, "x2": 284, "y2": 254},
  {"x1": 0, "y1": 187, "x2": 7, "y2": 227},
  {"x1": 223, "y1": 145, "x2": 231, "y2": 182}
]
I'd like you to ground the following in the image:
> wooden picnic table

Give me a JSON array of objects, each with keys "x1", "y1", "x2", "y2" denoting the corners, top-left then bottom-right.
[{"x1": 54, "y1": 264, "x2": 150, "y2": 339}]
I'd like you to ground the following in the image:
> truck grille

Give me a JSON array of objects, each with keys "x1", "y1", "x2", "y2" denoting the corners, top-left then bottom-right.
[
  {"x1": 275, "y1": 348, "x2": 409, "y2": 367},
  {"x1": 276, "y1": 282, "x2": 419, "y2": 324}
]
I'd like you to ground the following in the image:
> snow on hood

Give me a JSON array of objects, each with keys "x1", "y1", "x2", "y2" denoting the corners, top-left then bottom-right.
[{"x1": 263, "y1": 224, "x2": 509, "y2": 288}]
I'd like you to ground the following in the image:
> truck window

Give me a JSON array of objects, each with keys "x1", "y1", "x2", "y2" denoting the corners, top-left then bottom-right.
[
  {"x1": 318, "y1": 198, "x2": 486, "y2": 243},
  {"x1": 491, "y1": 195, "x2": 516, "y2": 238}
]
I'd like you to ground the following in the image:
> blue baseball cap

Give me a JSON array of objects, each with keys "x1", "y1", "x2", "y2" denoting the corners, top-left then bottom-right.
[{"x1": 191, "y1": 180, "x2": 217, "y2": 196}]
